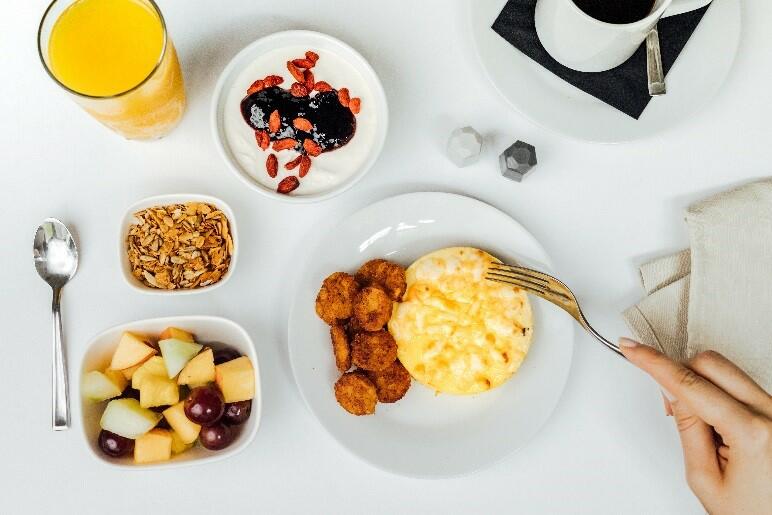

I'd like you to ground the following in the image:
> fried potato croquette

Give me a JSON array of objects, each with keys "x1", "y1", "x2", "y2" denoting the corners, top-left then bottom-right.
[
  {"x1": 366, "y1": 360, "x2": 411, "y2": 403},
  {"x1": 352, "y1": 286, "x2": 393, "y2": 331},
  {"x1": 355, "y1": 259, "x2": 407, "y2": 301},
  {"x1": 334, "y1": 372, "x2": 377, "y2": 415},
  {"x1": 315, "y1": 272, "x2": 359, "y2": 325},
  {"x1": 345, "y1": 316, "x2": 365, "y2": 338},
  {"x1": 351, "y1": 330, "x2": 398, "y2": 371},
  {"x1": 330, "y1": 324, "x2": 351, "y2": 373}
]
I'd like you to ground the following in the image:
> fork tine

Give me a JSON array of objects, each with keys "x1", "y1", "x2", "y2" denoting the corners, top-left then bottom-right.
[
  {"x1": 485, "y1": 271, "x2": 549, "y2": 293},
  {"x1": 490, "y1": 263, "x2": 623, "y2": 357},
  {"x1": 489, "y1": 262, "x2": 571, "y2": 295},
  {"x1": 486, "y1": 276, "x2": 549, "y2": 298},
  {"x1": 486, "y1": 271, "x2": 572, "y2": 303},
  {"x1": 487, "y1": 269, "x2": 549, "y2": 289},
  {"x1": 488, "y1": 262, "x2": 551, "y2": 285}
]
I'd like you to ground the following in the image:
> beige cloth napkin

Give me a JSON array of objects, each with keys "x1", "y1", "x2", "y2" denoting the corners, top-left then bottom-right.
[{"x1": 623, "y1": 179, "x2": 772, "y2": 392}]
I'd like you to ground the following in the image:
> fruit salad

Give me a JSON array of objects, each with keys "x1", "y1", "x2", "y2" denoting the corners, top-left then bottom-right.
[{"x1": 82, "y1": 327, "x2": 255, "y2": 464}]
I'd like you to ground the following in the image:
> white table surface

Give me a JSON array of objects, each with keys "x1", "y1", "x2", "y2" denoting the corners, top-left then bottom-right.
[{"x1": 2, "y1": 1, "x2": 771, "y2": 513}]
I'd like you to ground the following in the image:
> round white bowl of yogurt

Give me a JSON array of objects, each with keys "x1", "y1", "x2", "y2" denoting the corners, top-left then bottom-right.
[{"x1": 212, "y1": 30, "x2": 388, "y2": 203}]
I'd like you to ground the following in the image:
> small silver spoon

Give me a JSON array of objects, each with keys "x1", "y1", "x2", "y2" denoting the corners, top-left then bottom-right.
[
  {"x1": 646, "y1": 26, "x2": 666, "y2": 96},
  {"x1": 34, "y1": 218, "x2": 78, "y2": 430}
]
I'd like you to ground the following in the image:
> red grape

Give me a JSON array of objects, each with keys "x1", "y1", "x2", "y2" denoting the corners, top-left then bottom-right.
[
  {"x1": 98, "y1": 430, "x2": 134, "y2": 458},
  {"x1": 223, "y1": 401, "x2": 252, "y2": 425},
  {"x1": 184, "y1": 385, "x2": 224, "y2": 426},
  {"x1": 199, "y1": 423, "x2": 233, "y2": 450},
  {"x1": 212, "y1": 346, "x2": 241, "y2": 365}
]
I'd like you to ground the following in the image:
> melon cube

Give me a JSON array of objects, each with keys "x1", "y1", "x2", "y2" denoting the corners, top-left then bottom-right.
[
  {"x1": 134, "y1": 428, "x2": 172, "y2": 464},
  {"x1": 82, "y1": 371, "x2": 124, "y2": 402},
  {"x1": 121, "y1": 362, "x2": 143, "y2": 380},
  {"x1": 131, "y1": 356, "x2": 168, "y2": 389},
  {"x1": 178, "y1": 348, "x2": 215, "y2": 386},
  {"x1": 159, "y1": 338, "x2": 203, "y2": 378},
  {"x1": 215, "y1": 356, "x2": 255, "y2": 403},
  {"x1": 162, "y1": 402, "x2": 201, "y2": 444},
  {"x1": 100, "y1": 398, "x2": 161, "y2": 439},
  {"x1": 139, "y1": 375, "x2": 179, "y2": 408},
  {"x1": 104, "y1": 368, "x2": 128, "y2": 392},
  {"x1": 170, "y1": 430, "x2": 194, "y2": 455},
  {"x1": 159, "y1": 327, "x2": 195, "y2": 343}
]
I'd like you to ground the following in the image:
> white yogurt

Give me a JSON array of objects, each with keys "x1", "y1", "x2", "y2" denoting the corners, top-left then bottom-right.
[{"x1": 223, "y1": 46, "x2": 376, "y2": 195}]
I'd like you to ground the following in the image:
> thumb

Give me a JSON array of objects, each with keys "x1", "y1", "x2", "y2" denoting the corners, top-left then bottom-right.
[{"x1": 670, "y1": 398, "x2": 722, "y2": 496}]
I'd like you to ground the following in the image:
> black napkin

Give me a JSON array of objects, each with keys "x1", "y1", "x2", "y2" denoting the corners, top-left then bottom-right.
[{"x1": 491, "y1": 0, "x2": 710, "y2": 119}]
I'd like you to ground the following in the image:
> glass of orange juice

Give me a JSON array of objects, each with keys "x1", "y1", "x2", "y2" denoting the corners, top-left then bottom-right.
[{"x1": 37, "y1": 0, "x2": 186, "y2": 140}]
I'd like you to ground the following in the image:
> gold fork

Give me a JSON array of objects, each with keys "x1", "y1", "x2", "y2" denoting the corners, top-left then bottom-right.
[{"x1": 486, "y1": 262, "x2": 623, "y2": 357}]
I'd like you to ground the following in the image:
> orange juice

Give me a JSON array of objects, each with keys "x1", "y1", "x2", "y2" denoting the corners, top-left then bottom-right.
[{"x1": 41, "y1": 0, "x2": 185, "y2": 139}]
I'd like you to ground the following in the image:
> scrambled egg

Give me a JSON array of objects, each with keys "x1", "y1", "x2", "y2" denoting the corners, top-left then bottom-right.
[{"x1": 388, "y1": 247, "x2": 533, "y2": 395}]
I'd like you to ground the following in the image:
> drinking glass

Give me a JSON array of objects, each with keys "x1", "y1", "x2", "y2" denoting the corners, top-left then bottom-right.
[{"x1": 37, "y1": 0, "x2": 186, "y2": 140}]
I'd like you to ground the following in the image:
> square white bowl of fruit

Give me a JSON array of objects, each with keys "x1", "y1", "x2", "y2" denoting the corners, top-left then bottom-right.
[{"x1": 80, "y1": 316, "x2": 260, "y2": 468}]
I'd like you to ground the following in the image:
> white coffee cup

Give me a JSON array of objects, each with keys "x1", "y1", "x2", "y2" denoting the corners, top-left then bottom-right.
[{"x1": 534, "y1": 0, "x2": 712, "y2": 72}]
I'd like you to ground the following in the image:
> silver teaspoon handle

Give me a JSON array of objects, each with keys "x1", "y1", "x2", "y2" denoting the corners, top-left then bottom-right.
[
  {"x1": 52, "y1": 287, "x2": 69, "y2": 430},
  {"x1": 646, "y1": 27, "x2": 666, "y2": 96}
]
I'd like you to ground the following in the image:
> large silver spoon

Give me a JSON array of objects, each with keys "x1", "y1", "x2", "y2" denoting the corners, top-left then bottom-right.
[{"x1": 33, "y1": 218, "x2": 78, "y2": 430}]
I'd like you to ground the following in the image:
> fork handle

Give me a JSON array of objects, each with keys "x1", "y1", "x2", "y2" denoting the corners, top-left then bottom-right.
[{"x1": 581, "y1": 319, "x2": 624, "y2": 357}]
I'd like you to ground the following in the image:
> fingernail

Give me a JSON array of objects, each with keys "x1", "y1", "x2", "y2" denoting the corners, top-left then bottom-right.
[
  {"x1": 619, "y1": 338, "x2": 639, "y2": 348},
  {"x1": 661, "y1": 388, "x2": 676, "y2": 401},
  {"x1": 660, "y1": 391, "x2": 673, "y2": 416}
]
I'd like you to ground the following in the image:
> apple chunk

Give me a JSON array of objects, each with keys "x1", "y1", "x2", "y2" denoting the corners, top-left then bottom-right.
[
  {"x1": 100, "y1": 398, "x2": 161, "y2": 439},
  {"x1": 159, "y1": 338, "x2": 203, "y2": 378},
  {"x1": 134, "y1": 428, "x2": 172, "y2": 464},
  {"x1": 159, "y1": 327, "x2": 195, "y2": 343},
  {"x1": 178, "y1": 348, "x2": 215, "y2": 386},
  {"x1": 215, "y1": 356, "x2": 255, "y2": 403},
  {"x1": 110, "y1": 332, "x2": 156, "y2": 370},
  {"x1": 162, "y1": 402, "x2": 200, "y2": 444},
  {"x1": 82, "y1": 370, "x2": 125, "y2": 402}
]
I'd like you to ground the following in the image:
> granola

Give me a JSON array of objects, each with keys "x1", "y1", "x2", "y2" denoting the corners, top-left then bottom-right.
[{"x1": 126, "y1": 202, "x2": 233, "y2": 290}]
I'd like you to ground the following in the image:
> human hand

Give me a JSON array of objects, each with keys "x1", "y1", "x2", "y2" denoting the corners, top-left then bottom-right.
[{"x1": 619, "y1": 339, "x2": 772, "y2": 515}]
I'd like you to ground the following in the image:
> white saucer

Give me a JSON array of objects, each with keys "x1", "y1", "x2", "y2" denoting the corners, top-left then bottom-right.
[
  {"x1": 470, "y1": 0, "x2": 741, "y2": 142},
  {"x1": 287, "y1": 192, "x2": 574, "y2": 477}
]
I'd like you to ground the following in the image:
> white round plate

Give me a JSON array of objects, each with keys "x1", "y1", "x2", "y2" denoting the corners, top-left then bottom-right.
[
  {"x1": 470, "y1": 0, "x2": 741, "y2": 142},
  {"x1": 212, "y1": 30, "x2": 388, "y2": 203},
  {"x1": 288, "y1": 192, "x2": 574, "y2": 477}
]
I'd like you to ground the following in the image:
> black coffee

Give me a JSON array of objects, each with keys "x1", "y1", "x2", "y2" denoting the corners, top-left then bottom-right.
[{"x1": 572, "y1": 0, "x2": 655, "y2": 24}]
